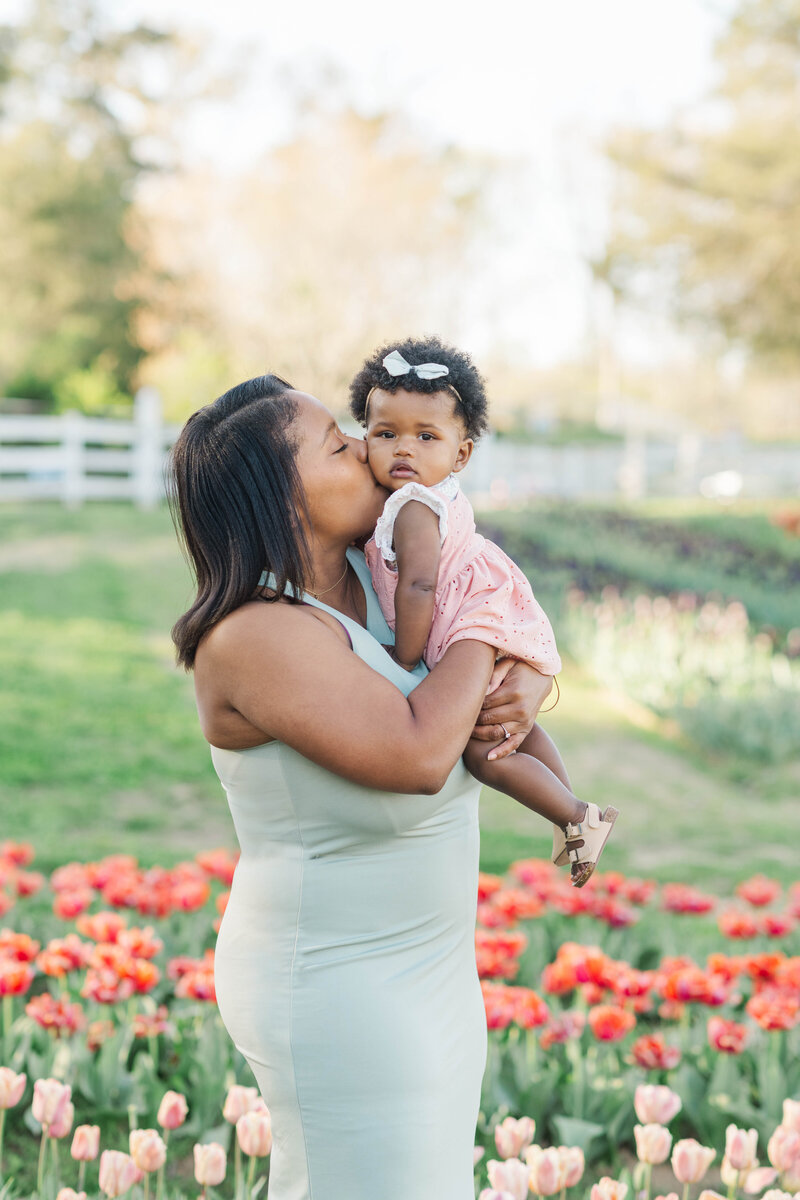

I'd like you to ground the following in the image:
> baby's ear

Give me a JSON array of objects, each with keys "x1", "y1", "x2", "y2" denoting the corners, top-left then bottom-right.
[{"x1": 452, "y1": 439, "x2": 474, "y2": 472}]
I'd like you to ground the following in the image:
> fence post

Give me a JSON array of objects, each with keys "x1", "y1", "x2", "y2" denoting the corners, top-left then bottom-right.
[
  {"x1": 133, "y1": 387, "x2": 162, "y2": 509},
  {"x1": 62, "y1": 410, "x2": 84, "y2": 509}
]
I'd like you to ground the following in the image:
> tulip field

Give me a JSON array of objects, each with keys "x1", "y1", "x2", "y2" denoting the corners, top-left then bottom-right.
[{"x1": 2, "y1": 839, "x2": 800, "y2": 1200}]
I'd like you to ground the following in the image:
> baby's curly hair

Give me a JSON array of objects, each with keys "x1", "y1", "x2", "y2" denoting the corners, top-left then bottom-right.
[{"x1": 349, "y1": 336, "x2": 489, "y2": 443}]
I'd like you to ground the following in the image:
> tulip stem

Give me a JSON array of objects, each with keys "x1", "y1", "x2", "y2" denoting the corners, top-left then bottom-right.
[
  {"x1": 0, "y1": 1108, "x2": 5, "y2": 1184},
  {"x1": 37, "y1": 1130, "x2": 48, "y2": 1197},
  {"x1": 144, "y1": 1172, "x2": 150, "y2": 1200},
  {"x1": 234, "y1": 1139, "x2": 242, "y2": 1200},
  {"x1": 645, "y1": 1162, "x2": 653, "y2": 1200},
  {"x1": 156, "y1": 1129, "x2": 169, "y2": 1200},
  {"x1": 78, "y1": 1160, "x2": 86, "y2": 1192},
  {"x1": 2, "y1": 995, "x2": 11, "y2": 1040},
  {"x1": 247, "y1": 1153, "x2": 256, "y2": 1198},
  {"x1": 682, "y1": 1179, "x2": 689, "y2": 1200}
]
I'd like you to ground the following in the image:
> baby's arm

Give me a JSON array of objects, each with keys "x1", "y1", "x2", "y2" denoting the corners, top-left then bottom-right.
[{"x1": 392, "y1": 500, "x2": 442, "y2": 671}]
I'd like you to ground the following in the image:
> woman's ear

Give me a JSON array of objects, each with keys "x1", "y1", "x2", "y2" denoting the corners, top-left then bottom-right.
[{"x1": 452, "y1": 438, "x2": 474, "y2": 473}]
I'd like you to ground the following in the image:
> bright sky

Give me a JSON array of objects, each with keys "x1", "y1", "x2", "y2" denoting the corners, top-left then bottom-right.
[{"x1": 12, "y1": 0, "x2": 731, "y2": 365}]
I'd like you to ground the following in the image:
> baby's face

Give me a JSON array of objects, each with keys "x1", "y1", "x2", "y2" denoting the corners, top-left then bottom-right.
[{"x1": 364, "y1": 387, "x2": 473, "y2": 491}]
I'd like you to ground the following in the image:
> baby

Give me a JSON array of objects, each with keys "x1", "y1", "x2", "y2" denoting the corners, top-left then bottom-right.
[{"x1": 349, "y1": 337, "x2": 618, "y2": 887}]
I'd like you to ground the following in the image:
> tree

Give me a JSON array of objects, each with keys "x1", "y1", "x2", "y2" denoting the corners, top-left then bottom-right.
[
  {"x1": 0, "y1": 0, "x2": 195, "y2": 406},
  {"x1": 137, "y1": 105, "x2": 494, "y2": 420},
  {"x1": 599, "y1": 0, "x2": 800, "y2": 370}
]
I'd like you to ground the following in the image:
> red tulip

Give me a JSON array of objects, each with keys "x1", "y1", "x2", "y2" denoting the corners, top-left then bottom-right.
[
  {"x1": 707, "y1": 1016, "x2": 748, "y2": 1054},
  {"x1": 631, "y1": 1034, "x2": 681, "y2": 1071},
  {"x1": 588, "y1": 1004, "x2": 636, "y2": 1042},
  {"x1": 736, "y1": 875, "x2": 781, "y2": 907}
]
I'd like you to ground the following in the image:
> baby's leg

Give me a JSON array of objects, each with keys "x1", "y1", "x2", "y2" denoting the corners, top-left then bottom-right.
[{"x1": 462, "y1": 727, "x2": 586, "y2": 829}]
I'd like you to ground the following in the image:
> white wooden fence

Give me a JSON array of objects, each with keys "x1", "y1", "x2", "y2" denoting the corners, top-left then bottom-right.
[
  {"x1": 0, "y1": 390, "x2": 178, "y2": 509},
  {"x1": 0, "y1": 391, "x2": 797, "y2": 506}
]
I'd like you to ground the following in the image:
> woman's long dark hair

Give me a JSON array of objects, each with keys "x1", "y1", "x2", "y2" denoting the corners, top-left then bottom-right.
[{"x1": 168, "y1": 374, "x2": 311, "y2": 669}]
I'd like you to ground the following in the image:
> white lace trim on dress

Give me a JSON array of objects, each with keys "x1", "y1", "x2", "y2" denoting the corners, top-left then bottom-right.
[{"x1": 373, "y1": 474, "x2": 459, "y2": 564}]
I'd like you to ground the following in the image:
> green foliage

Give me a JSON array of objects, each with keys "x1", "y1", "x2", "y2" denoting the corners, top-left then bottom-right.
[
  {"x1": 600, "y1": 0, "x2": 800, "y2": 366},
  {"x1": 53, "y1": 360, "x2": 131, "y2": 414},
  {"x1": 0, "y1": 0, "x2": 181, "y2": 404}
]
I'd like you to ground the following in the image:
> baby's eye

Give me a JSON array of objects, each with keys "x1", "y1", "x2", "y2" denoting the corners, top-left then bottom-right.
[
  {"x1": 419, "y1": 433, "x2": 435, "y2": 441},
  {"x1": 374, "y1": 431, "x2": 395, "y2": 439}
]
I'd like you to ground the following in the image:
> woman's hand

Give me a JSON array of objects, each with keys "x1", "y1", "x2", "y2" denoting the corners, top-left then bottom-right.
[{"x1": 471, "y1": 660, "x2": 554, "y2": 760}]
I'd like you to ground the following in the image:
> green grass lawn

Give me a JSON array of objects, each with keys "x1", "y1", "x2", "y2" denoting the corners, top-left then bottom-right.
[{"x1": 1, "y1": 500, "x2": 797, "y2": 889}]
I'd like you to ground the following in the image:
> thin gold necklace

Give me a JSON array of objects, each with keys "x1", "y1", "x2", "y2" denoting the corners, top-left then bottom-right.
[{"x1": 307, "y1": 561, "x2": 349, "y2": 599}]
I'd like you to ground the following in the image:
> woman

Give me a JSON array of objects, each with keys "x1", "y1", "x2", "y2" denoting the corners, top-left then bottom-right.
[{"x1": 169, "y1": 374, "x2": 552, "y2": 1200}]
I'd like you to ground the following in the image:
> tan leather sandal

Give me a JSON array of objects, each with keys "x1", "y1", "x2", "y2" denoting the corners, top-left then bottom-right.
[{"x1": 553, "y1": 803, "x2": 620, "y2": 888}]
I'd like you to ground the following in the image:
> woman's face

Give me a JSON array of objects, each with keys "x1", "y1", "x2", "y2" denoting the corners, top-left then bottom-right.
[{"x1": 289, "y1": 391, "x2": 387, "y2": 543}]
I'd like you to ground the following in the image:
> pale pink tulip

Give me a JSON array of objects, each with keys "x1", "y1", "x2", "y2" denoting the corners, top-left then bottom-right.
[
  {"x1": 156, "y1": 1090, "x2": 188, "y2": 1130},
  {"x1": 590, "y1": 1178, "x2": 629, "y2": 1200},
  {"x1": 236, "y1": 1111, "x2": 272, "y2": 1158},
  {"x1": 742, "y1": 1167, "x2": 779, "y2": 1194},
  {"x1": 526, "y1": 1146, "x2": 566, "y2": 1196},
  {"x1": 32, "y1": 1078, "x2": 72, "y2": 1131},
  {"x1": 56, "y1": 1190, "x2": 87, "y2": 1200},
  {"x1": 129, "y1": 1128, "x2": 166, "y2": 1174},
  {"x1": 559, "y1": 1145, "x2": 586, "y2": 1188},
  {"x1": 0, "y1": 1068, "x2": 26, "y2": 1108},
  {"x1": 635, "y1": 1085, "x2": 682, "y2": 1126},
  {"x1": 761, "y1": 1191, "x2": 795, "y2": 1200},
  {"x1": 487, "y1": 1157, "x2": 530, "y2": 1200},
  {"x1": 474, "y1": 1146, "x2": 486, "y2": 1166},
  {"x1": 783, "y1": 1102, "x2": 800, "y2": 1134},
  {"x1": 223, "y1": 1085, "x2": 261, "y2": 1123},
  {"x1": 479, "y1": 1191, "x2": 516, "y2": 1200},
  {"x1": 98, "y1": 1149, "x2": 139, "y2": 1198},
  {"x1": 768, "y1": 1127, "x2": 800, "y2": 1174},
  {"x1": 672, "y1": 1140, "x2": 716, "y2": 1184},
  {"x1": 193, "y1": 1142, "x2": 227, "y2": 1187},
  {"x1": 71, "y1": 1125, "x2": 100, "y2": 1161},
  {"x1": 720, "y1": 1155, "x2": 776, "y2": 1191},
  {"x1": 726, "y1": 1126, "x2": 759, "y2": 1172},
  {"x1": 494, "y1": 1115, "x2": 536, "y2": 1160},
  {"x1": 697, "y1": 1192, "x2": 727, "y2": 1200},
  {"x1": 635, "y1": 1124, "x2": 673, "y2": 1166},
  {"x1": 653, "y1": 1194, "x2": 679, "y2": 1200},
  {"x1": 50, "y1": 1100, "x2": 74, "y2": 1140}
]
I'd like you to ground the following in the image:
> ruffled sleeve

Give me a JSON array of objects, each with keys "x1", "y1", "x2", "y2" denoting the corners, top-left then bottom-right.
[{"x1": 373, "y1": 482, "x2": 450, "y2": 564}]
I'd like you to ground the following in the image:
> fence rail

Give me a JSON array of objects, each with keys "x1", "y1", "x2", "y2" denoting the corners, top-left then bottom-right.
[
  {"x1": 0, "y1": 393, "x2": 797, "y2": 506},
  {"x1": 0, "y1": 390, "x2": 178, "y2": 508}
]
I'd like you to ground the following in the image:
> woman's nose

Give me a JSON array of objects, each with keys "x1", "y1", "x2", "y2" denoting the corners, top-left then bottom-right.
[{"x1": 346, "y1": 434, "x2": 368, "y2": 462}]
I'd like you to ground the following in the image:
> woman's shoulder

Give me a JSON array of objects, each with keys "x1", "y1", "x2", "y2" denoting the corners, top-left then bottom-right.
[{"x1": 198, "y1": 596, "x2": 347, "y2": 666}]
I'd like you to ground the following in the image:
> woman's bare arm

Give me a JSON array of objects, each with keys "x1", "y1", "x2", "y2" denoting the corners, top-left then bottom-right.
[
  {"x1": 196, "y1": 602, "x2": 494, "y2": 794},
  {"x1": 392, "y1": 500, "x2": 442, "y2": 671}
]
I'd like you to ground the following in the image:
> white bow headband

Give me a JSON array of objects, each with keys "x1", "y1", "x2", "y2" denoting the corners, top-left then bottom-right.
[
  {"x1": 364, "y1": 349, "x2": 464, "y2": 417},
  {"x1": 382, "y1": 349, "x2": 450, "y2": 380}
]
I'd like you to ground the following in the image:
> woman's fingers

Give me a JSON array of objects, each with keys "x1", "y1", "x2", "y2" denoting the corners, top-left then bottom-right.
[{"x1": 487, "y1": 730, "x2": 524, "y2": 760}]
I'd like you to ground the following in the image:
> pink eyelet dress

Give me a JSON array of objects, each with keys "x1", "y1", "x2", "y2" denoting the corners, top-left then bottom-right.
[{"x1": 364, "y1": 474, "x2": 562, "y2": 673}]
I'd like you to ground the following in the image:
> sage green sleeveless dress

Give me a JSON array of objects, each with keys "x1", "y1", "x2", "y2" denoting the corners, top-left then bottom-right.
[{"x1": 212, "y1": 548, "x2": 486, "y2": 1200}]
